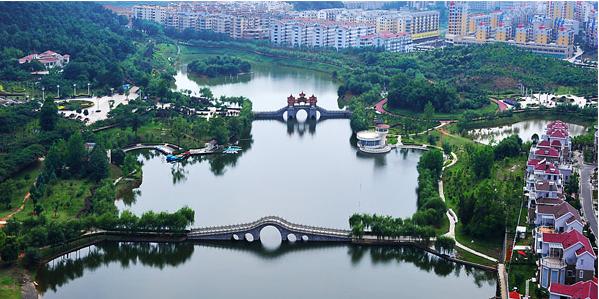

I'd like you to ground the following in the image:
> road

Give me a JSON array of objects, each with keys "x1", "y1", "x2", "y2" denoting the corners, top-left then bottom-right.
[{"x1": 577, "y1": 154, "x2": 597, "y2": 243}]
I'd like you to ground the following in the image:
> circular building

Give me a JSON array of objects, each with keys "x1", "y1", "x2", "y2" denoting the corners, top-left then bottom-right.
[{"x1": 357, "y1": 129, "x2": 391, "y2": 154}]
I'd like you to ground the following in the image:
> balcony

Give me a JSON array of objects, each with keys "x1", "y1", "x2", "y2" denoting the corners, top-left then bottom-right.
[{"x1": 541, "y1": 257, "x2": 566, "y2": 269}]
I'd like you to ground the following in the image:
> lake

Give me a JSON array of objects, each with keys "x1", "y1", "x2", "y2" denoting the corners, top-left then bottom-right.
[
  {"x1": 39, "y1": 61, "x2": 496, "y2": 298},
  {"x1": 468, "y1": 119, "x2": 586, "y2": 145}
]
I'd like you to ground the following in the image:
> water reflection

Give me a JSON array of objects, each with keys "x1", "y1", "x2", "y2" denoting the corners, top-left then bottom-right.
[
  {"x1": 37, "y1": 242, "x2": 195, "y2": 293},
  {"x1": 37, "y1": 241, "x2": 496, "y2": 297},
  {"x1": 468, "y1": 119, "x2": 586, "y2": 145},
  {"x1": 285, "y1": 118, "x2": 317, "y2": 136}
]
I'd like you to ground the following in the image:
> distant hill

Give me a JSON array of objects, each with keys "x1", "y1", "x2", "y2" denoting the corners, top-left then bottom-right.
[{"x1": 0, "y1": 2, "x2": 134, "y2": 87}]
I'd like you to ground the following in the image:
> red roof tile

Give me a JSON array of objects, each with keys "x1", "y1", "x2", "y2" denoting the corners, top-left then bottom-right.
[
  {"x1": 542, "y1": 230, "x2": 595, "y2": 257},
  {"x1": 535, "y1": 148, "x2": 560, "y2": 157},
  {"x1": 549, "y1": 279, "x2": 597, "y2": 299}
]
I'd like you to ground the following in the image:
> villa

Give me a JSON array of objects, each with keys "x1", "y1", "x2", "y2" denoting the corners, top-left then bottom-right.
[
  {"x1": 19, "y1": 50, "x2": 70, "y2": 69},
  {"x1": 537, "y1": 229, "x2": 596, "y2": 288},
  {"x1": 548, "y1": 278, "x2": 598, "y2": 299}
]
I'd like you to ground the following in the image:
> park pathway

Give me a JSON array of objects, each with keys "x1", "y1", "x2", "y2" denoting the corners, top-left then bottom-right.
[
  {"x1": 0, "y1": 192, "x2": 30, "y2": 226},
  {"x1": 439, "y1": 151, "x2": 499, "y2": 263}
]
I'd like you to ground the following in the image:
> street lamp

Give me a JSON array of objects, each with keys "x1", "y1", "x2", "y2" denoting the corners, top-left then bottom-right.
[
  {"x1": 110, "y1": 87, "x2": 114, "y2": 96},
  {"x1": 87, "y1": 83, "x2": 91, "y2": 96},
  {"x1": 41, "y1": 86, "x2": 45, "y2": 100},
  {"x1": 73, "y1": 84, "x2": 77, "y2": 97},
  {"x1": 57, "y1": 85, "x2": 60, "y2": 98}
]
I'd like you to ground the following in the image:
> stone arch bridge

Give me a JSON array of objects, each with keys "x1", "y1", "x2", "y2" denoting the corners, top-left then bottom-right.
[
  {"x1": 188, "y1": 216, "x2": 351, "y2": 242},
  {"x1": 253, "y1": 92, "x2": 351, "y2": 121}
]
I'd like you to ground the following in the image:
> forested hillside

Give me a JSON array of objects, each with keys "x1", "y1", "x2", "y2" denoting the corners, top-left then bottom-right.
[
  {"x1": 339, "y1": 43, "x2": 598, "y2": 113},
  {"x1": 0, "y1": 2, "x2": 134, "y2": 88}
]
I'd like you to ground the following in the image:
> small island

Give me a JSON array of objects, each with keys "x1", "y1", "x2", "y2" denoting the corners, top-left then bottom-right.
[{"x1": 187, "y1": 56, "x2": 251, "y2": 77}]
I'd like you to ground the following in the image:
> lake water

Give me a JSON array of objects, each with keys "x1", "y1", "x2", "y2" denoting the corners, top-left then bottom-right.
[
  {"x1": 468, "y1": 119, "x2": 586, "y2": 145},
  {"x1": 39, "y1": 61, "x2": 497, "y2": 298}
]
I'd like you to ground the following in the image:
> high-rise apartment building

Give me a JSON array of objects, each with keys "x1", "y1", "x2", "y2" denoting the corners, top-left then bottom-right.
[
  {"x1": 270, "y1": 19, "x2": 375, "y2": 50},
  {"x1": 448, "y1": 1, "x2": 468, "y2": 37}
]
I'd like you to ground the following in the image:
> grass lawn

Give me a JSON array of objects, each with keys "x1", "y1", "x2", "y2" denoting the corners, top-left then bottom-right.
[
  {"x1": 0, "y1": 167, "x2": 40, "y2": 219},
  {"x1": 455, "y1": 247, "x2": 497, "y2": 268},
  {"x1": 383, "y1": 100, "x2": 498, "y2": 120},
  {"x1": 508, "y1": 263, "x2": 538, "y2": 298},
  {"x1": 455, "y1": 223, "x2": 502, "y2": 260},
  {"x1": 136, "y1": 121, "x2": 207, "y2": 149},
  {"x1": 437, "y1": 128, "x2": 477, "y2": 148},
  {"x1": 13, "y1": 179, "x2": 92, "y2": 221},
  {"x1": 435, "y1": 214, "x2": 449, "y2": 236},
  {"x1": 0, "y1": 268, "x2": 20, "y2": 299}
]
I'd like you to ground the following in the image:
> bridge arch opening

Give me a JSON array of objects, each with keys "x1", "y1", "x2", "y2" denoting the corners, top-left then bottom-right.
[
  {"x1": 244, "y1": 233, "x2": 255, "y2": 242},
  {"x1": 294, "y1": 109, "x2": 308, "y2": 122},
  {"x1": 259, "y1": 225, "x2": 282, "y2": 250},
  {"x1": 301, "y1": 235, "x2": 309, "y2": 242},
  {"x1": 287, "y1": 233, "x2": 297, "y2": 243},
  {"x1": 232, "y1": 234, "x2": 241, "y2": 241}
]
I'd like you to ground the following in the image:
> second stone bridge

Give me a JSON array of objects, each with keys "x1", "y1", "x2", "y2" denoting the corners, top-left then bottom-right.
[{"x1": 187, "y1": 216, "x2": 351, "y2": 242}]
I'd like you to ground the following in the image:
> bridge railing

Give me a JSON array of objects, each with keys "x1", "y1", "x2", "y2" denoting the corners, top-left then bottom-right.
[{"x1": 189, "y1": 216, "x2": 351, "y2": 237}]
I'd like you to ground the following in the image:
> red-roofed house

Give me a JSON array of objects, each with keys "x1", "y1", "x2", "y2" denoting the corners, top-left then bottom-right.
[
  {"x1": 538, "y1": 230, "x2": 596, "y2": 288},
  {"x1": 534, "y1": 147, "x2": 560, "y2": 159},
  {"x1": 535, "y1": 201, "x2": 583, "y2": 234},
  {"x1": 548, "y1": 278, "x2": 597, "y2": 299},
  {"x1": 18, "y1": 50, "x2": 70, "y2": 69}
]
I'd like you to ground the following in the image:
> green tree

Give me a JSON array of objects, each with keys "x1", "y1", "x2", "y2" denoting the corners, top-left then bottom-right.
[
  {"x1": 424, "y1": 101, "x2": 435, "y2": 122},
  {"x1": 0, "y1": 179, "x2": 15, "y2": 209},
  {"x1": 39, "y1": 98, "x2": 58, "y2": 131},
  {"x1": 418, "y1": 149, "x2": 444, "y2": 179},
  {"x1": 566, "y1": 173, "x2": 580, "y2": 195},
  {"x1": 122, "y1": 154, "x2": 139, "y2": 176},
  {"x1": 442, "y1": 141, "x2": 452, "y2": 155},
  {"x1": 0, "y1": 236, "x2": 19, "y2": 262},
  {"x1": 87, "y1": 143, "x2": 109, "y2": 181},
  {"x1": 471, "y1": 146, "x2": 494, "y2": 179},
  {"x1": 43, "y1": 139, "x2": 67, "y2": 178},
  {"x1": 66, "y1": 132, "x2": 86, "y2": 175},
  {"x1": 171, "y1": 116, "x2": 187, "y2": 145}
]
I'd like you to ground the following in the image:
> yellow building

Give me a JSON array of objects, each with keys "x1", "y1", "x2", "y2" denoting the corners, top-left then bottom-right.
[
  {"x1": 546, "y1": 1, "x2": 575, "y2": 20},
  {"x1": 448, "y1": 1, "x2": 468, "y2": 37},
  {"x1": 489, "y1": 11, "x2": 501, "y2": 29},
  {"x1": 475, "y1": 23, "x2": 488, "y2": 41},
  {"x1": 515, "y1": 25, "x2": 527, "y2": 43},
  {"x1": 534, "y1": 26, "x2": 549, "y2": 44},
  {"x1": 468, "y1": 14, "x2": 491, "y2": 34},
  {"x1": 556, "y1": 27, "x2": 574, "y2": 46},
  {"x1": 495, "y1": 23, "x2": 511, "y2": 41}
]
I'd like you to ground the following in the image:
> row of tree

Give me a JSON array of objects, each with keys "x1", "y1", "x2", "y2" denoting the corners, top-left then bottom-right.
[
  {"x1": 445, "y1": 137, "x2": 525, "y2": 239},
  {"x1": 187, "y1": 56, "x2": 251, "y2": 77}
]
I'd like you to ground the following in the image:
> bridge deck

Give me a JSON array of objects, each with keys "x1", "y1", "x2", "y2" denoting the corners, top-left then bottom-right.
[
  {"x1": 189, "y1": 216, "x2": 351, "y2": 238},
  {"x1": 253, "y1": 105, "x2": 351, "y2": 120}
]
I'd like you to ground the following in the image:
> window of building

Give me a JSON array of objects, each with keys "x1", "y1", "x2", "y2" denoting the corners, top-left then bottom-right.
[{"x1": 579, "y1": 270, "x2": 584, "y2": 279}]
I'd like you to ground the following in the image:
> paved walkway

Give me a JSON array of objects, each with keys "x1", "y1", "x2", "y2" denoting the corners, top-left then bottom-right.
[
  {"x1": 491, "y1": 98, "x2": 509, "y2": 111},
  {"x1": 439, "y1": 151, "x2": 499, "y2": 263}
]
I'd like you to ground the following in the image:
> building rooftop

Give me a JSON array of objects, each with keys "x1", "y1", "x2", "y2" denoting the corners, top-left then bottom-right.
[
  {"x1": 542, "y1": 229, "x2": 595, "y2": 257},
  {"x1": 549, "y1": 278, "x2": 597, "y2": 299},
  {"x1": 537, "y1": 201, "x2": 581, "y2": 223}
]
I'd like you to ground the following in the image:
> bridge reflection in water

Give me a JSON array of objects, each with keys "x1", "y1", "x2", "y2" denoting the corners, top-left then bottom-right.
[{"x1": 36, "y1": 241, "x2": 497, "y2": 294}]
